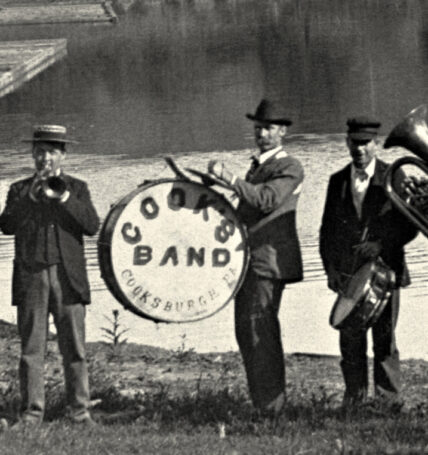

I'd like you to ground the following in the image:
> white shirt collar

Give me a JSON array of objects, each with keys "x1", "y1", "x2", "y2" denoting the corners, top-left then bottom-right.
[
  {"x1": 257, "y1": 146, "x2": 286, "y2": 164},
  {"x1": 351, "y1": 157, "x2": 376, "y2": 180}
]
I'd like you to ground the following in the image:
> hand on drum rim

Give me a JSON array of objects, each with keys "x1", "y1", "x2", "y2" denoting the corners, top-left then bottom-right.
[{"x1": 353, "y1": 240, "x2": 382, "y2": 259}]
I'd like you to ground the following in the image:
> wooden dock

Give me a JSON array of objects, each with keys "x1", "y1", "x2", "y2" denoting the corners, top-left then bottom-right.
[
  {"x1": 0, "y1": 39, "x2": 67, "y2": 98},
  {"x1": 0, "y1": 2, "x2": 117, "y2": 25}
]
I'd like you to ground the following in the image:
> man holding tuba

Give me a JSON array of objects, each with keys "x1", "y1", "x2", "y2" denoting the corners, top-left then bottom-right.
[
  {"x1": 319, "y1": 117, "x2": 417, "y2": 407},
  {"x1": 0, "y1": 125, "x2": 99, "y2": 429}
]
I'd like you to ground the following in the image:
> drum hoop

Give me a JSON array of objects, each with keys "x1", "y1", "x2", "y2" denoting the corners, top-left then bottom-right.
[
  {"x1": 329, "y1": 295, "x2": 351, "y2": 329},
  {"x1": 97, "y1": 178, "x2": 250, "y2": 323}
]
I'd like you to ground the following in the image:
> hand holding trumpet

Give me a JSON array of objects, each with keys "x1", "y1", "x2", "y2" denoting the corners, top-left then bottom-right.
[
  {"x1": 29, "y1": 170, "x2": 69, "y2": 203},
  {"x1": 29, "y1": 169, "x2": 49, "y2": 202}
]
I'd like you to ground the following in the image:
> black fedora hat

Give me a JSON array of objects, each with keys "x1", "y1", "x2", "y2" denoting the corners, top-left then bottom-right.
[
  {"x1": 22, "y1": 125, "x2": 77, "y2": 144},
  {"x1": 246, "y1": 99, "x2": 292, "y2": 126}
]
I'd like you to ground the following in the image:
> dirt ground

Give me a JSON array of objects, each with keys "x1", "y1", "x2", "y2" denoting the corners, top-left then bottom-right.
[{"x1": 1, "y1": 318, "x2": 427, "y2": 417}]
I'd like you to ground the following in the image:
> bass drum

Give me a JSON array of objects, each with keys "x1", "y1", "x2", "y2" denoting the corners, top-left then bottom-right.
[{"x1": 98, "y1": 179, "x2": 249, "y2": 323}]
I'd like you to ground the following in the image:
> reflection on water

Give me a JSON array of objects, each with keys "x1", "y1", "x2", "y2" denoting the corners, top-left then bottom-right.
[
  {"x1": 0, "y1": 0, "x2": 426, "y2": 157},
  {"x1": 0, "y1": 0, "x2": 427, "y2": 358}
]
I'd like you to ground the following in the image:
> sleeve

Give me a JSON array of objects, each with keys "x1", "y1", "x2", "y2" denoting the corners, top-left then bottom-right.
[
  {"x1": 319, "y1": 176, "x2": 339, "y2": 273},
  {"x1": 57, "y1": 181, "x2": 100, "y2": 236},
  {"x1": 232, "y1": 158, "x2": 304, "y2": 214},
  {"x1": 0, "y1": 183, "x2": 36, "y2": 235}
]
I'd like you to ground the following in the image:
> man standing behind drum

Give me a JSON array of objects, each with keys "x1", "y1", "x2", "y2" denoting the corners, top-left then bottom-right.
[
  {"x1": 207, "y1": 99, "x2": 304, "y2": 415},
  {"x1": 319, "y1": 117, "x2": 417, "y2": 407},
  {"x1": 0, "y1": 125, "x2": 99, "y2": 428}
]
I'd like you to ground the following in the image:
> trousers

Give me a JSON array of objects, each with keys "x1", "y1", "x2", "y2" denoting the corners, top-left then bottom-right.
[
  {"x1": 17, "y1": 264, "x2": 90, "y2": 422},
  {"x1": 339, "y1": 289, "x2": 400, "y2": 403},
  {"x1": 234, "y1": 268, "x2": 286, "y2": 409}
]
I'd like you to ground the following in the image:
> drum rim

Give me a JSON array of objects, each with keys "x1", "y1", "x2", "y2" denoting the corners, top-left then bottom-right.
[
  {"x1": 97, "y1": 178, "x2": 250, "y2": 323},
  {"x1": 329, "y1": 259, "x2": 395, "y2": 330}
]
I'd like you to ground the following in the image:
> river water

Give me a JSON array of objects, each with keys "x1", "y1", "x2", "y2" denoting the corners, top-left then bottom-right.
[{"x1": 0, "y1": 0, "x2": 427, "y2": 359}]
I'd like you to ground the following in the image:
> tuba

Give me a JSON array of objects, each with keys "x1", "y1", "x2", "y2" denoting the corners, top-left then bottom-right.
[{"x1": 384, "y1": 104, "x2": 428, "y2": 237}]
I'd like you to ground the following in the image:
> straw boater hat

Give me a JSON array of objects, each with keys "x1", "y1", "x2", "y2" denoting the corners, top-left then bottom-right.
[
  {"x1": 22, "y1": 125, "x2": 77, "y2": 144},
  {"x1": 246, "y1": 99, "x2": 293, "y2": 126}
]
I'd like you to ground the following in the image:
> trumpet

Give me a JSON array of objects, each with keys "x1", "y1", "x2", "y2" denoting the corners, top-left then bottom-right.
[
  {"x1": 42, "y1": 176, "x2": 68, "y2": 199},
  {"x1": 384, "y1": 104, "x2": 428, "y2": 237},
  {"x1": 33, "y1": 167, "x2": 68, "y2": 200}
]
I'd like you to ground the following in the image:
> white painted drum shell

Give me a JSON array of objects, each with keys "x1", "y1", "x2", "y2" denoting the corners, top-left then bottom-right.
[{"x1": 98, "y1": 179, "x2": 249, "y2": 323}]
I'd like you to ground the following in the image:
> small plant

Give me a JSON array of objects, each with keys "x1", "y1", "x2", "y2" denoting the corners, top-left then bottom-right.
[
  {"x1": 173, "y1": 333, "x2": 195, "y2": 361},
  {"x1": 101, "y1": 310, "x2": 129, "y2": 353}
]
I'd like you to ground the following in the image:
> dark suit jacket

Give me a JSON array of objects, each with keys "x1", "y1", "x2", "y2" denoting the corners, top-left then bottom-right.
[
  {"x1": 233, "y1": 149, "x2": 304, "y2": 282},
  {"x1": 319, "y1": 159, "x2": 417, "y2": 288},
  {"x1": 0, "y1": 173, "x2": 99, "y2": 305}
]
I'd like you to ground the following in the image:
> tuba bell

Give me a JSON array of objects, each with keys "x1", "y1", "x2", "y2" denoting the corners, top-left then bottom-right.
[{"x1": 384, "y1": 104, "x2": 428, "y2": 237}]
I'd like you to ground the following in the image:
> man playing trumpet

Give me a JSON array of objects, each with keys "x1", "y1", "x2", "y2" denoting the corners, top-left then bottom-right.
[
  {"x1": 0, "y1": 125, "x2": 99, "y2": 428},
  {"x1": 319, "y1": 117, "x2": 417, "y2": 407}
]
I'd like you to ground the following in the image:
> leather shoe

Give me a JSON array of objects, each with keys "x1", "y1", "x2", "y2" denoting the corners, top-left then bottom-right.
[
  {"x1": 70, "y1": 415, "x2": 97, "y2": 427},
  {"x1": 259, "y1": 391, "x2": 286, "y2": 418},
  {"x1": 10, "y1": 417, "x2": 41, "y2": 432}
]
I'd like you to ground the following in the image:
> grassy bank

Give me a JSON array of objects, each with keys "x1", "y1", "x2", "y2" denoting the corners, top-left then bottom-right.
[{"x1": 0, "y1": 319, "x2": 427, "y2": 454}]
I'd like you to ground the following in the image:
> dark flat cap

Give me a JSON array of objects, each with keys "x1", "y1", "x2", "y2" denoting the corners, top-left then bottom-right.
[
  {"x1": 347, "y1": 116, "x2": 381, "y2": 140},
  {"x1": 246, "y1": 99, "x2": 292, "y2": 126}
]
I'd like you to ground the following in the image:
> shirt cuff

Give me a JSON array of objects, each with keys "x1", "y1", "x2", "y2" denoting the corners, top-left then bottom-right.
[{"x1": 230, "y1": 175, "x2": 237, "y2": 185}]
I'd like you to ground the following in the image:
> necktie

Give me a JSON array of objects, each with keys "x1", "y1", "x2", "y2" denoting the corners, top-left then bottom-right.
[
  {"x1": 353, "y1": 169, "x2": 369, "y2": 218},
  {"x1": 355, "y1": 169, "x2": 369, "y2": 181},
  {"x1": 247, "y1": 157, "x2": 260, "y2": 179},
  {"x1": 251, "y1": 156, "x2": 260, "y2": 169}
]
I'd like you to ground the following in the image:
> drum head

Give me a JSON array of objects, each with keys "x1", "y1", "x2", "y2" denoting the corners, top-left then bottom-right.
[
  {"x1": 330, "y1": 296, "x2": 355, "y2": 328},
  {"x1": 329, "y1": 262, "x2": 373, "y2": 329},
  {"x1": 345, "y1": 261, "x2": 373, "y2": 299},
  {"x1": 98, "y1": 179, "x2": 249, "y2": 323}
]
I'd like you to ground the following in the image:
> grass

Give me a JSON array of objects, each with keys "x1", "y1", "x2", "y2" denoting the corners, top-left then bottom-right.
[
  {"x1": 0, "y1": 385, "x2": 427, "y2": 454},
  {"x1": 0, "y1": 320, "x2": 427, "y2": 454}
]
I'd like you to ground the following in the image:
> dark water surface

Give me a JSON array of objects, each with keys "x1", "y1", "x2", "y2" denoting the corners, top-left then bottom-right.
[{"x1": 0, "y1": 0, "x2": 426, "y2": 157}]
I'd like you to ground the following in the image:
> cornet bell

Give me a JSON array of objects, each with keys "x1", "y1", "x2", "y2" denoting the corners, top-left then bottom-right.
[{"x1": 42, "y1": 176, "x2": 67, "y2": 199}]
